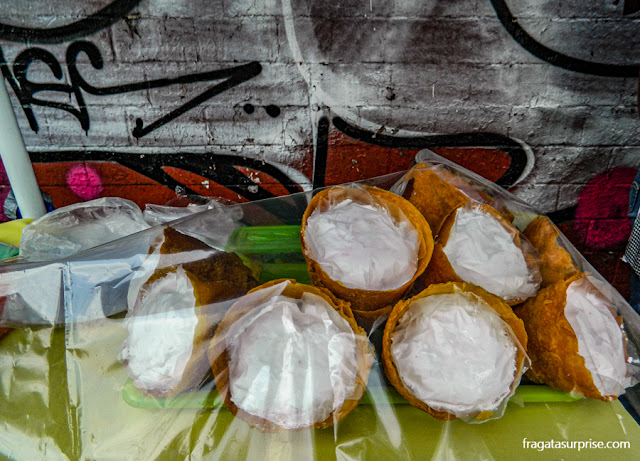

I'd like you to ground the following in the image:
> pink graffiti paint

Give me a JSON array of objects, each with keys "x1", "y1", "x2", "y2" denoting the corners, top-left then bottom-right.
[
  {"x1": 66, "y1": 164, "x2": 104, "y2": 201},
  {"x1": 574, "y1": 167, "x2": 637, "y2": 250}
]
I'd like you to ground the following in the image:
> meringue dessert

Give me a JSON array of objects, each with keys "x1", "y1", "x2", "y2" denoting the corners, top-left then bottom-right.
[
  {"x1": 382, "y1": 282, "x2": 528, "y2": 421},
  {"x1": 209, "y1": 279, "x2": 374, "y2": 432},
  {"x1": 515, "y1": 273, "x2": 631, "y2": 400},
  {"x1": 120, "y1": 227, "x2": 258, "y2": 397},
  {"x1": 423, "y1": 202, "x2": 540, "y2": 305},
  {"x1": 301, "y1": 185, "x2": 433, "y2": 311}
]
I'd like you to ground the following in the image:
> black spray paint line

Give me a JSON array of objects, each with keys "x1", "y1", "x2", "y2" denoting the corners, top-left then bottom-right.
[
  {"x1": 329, "y1": 117, "x2": 529, "y2": 189},
  {"x1": 312, "y1": 117, "x2": 330, "y2": 189},
  {"x1": 491, "y1": 0, "x2": 639, "y2": 77},
  {"x1": 624, "y1": 0, "x2": 640, "y2": 15},
  {"x1": 0, "y1": 0, "x2": 141, "y2": 44},
  {"x1": 1, "y1": 41, "x2": 263, "y2": 137}
]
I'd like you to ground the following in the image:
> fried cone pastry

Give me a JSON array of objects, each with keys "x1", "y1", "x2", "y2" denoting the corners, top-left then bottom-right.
[
  {"x1": 301, "y1": 185, "x2": 433, "y2": 312},
  {"x1": 382, "y1": 282, "x2": 528, "y2": 422},
  {"x1": 397, "y1": 163, "x2": 514, "y2": 231},
  {"x1": 422, "y1": 202, "x2": 540, "y2": 305},
  {"x1": 404, "y1": 168, "x2": 470, "y2": 235},
  {"x1": 515, "y1": 273, "x2": 630, "y2": 401},
  {"x1": 523, "y1": 216, "x2": 579, "y2": 287},
  {"x1": 351, "y1": 305, "x2": 394, "y2": 332},
  {"x1": 209, "y1": 279, "x2": 374, "y2": 432},
  {"x1": 120, "y1": 227, "x2": 258, "y2": 397}
]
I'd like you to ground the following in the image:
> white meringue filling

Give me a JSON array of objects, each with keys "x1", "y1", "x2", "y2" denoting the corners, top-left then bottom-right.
[
  {"x1": 305, "y1": 198, "x2": 419, "y2": 291},
  {"x1": 119, "y1": 266, "x2": 198, "y2": 394},
  {"x1": 443, "y1": 207, "x2": 538, "y2": 301},
  {"x1": 391, "y1": 292, "x2": 518, "y2": 416},
  {"x1": 226, "y1": 291, "x2": 358, "y2": 429},
  {"x1": 564, "y1": 277, "x2": 630, "y2": 397}
]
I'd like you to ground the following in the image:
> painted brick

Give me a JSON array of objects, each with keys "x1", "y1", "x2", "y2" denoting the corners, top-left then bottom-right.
[
  {"x1": 510, "y1": 182, "x2": 559, "y2": 213},
  {"x1": 111, "y1": 18, "x2": 199, "y2": 63},
  {"x1": 555, "y1": 2, "x2": 627, "y2": 18},
  {"x1": 276, "y1": 17, "x2": 332, "y2": 64},
  {"x1": 144, "y1": 62, "x2": 310, "y2": 108},
  {"x1": 581, "y1": 106, "x2": 640, "y2": 146},
  {"x1": 285, "y1": 0, "x2": 370, "y2": 19},
  {"x1": 288, "y1": 0, "x2": 483, "y2": 20},
  {"x1": 508, "y1": 105, "x2": 590, "y2": 146},
  {"x1": 219, "y1": 144, "x2": 308, "y2": 170},
  {"x1": 124, "y1": 105, "x2": 212, "y2": 146},
  {"x1": 514, "y1": 18, "x2": 640, "y2": 64},
  {"x1": 1, "y1": 1, "x2": 119, "y2": 21},
  {"x1": 419, "y1": 19, "x2": 537, "y2": 65},
  {"x1": 194, "y1": 18, "x2": 279, "y2": 63},
  {"x1": 610, "y1": 148, "x2": 640, "y2": 170},
  {"x1": 223, "y1": 0, "x2": 280, "y2": 17},
  {"x1": 202, "y1": 105, "x2": 285, "y2": 146},
  {"x1": 382, "y1": 0, "x2": 482, "y2": 19},
  {"x1": 140, "y1": 0, "x2": 225, "y2": 19},
  {"x1": 354, "y1": 103, "x2": 515, "y2": 134},
  {"x1": 618, "y1": 77, "x2": 640, "y2": 107},
  {"x1": 542, "y1": 66, "x2": 636, "y2": 108},
  {"x1": 0, "y1": 29, "x2": 114, "y2": 65},
  {"x1": 499, "y1": 1, "x2": 623, "y2": 19},
  {"x1": 24, "y1": 103, "x2": 130, "y2": 148},
  {"x1": 141, "y1": 61, "x2": 245, "y2": 108},
  {"x1": 308, "y1": 62, "x2": 392, "y2": 108},
  {"x1": 557, "y1": 184, "x2": 585, "y2": 210},
  {"x1": 380, "y1": 62, "x2": 633, "y2": 111},
  {"x1": 71, "y1": 62, "x2": 152, "y2": 106},
  {"x1": 282, "y1": 106, "x2": 314, "y2": 147},
  {"x1": 528, "y1": 147, "x2": 613, "y2": 184}
]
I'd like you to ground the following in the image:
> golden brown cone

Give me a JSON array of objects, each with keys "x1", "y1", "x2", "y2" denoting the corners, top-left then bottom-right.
[
  {"x1": 404, "y1": 168, "x2": 470, "y2": 235},
  {"x1": 514, "y1": 273, "x2": 624, "y2": 401},
  {"x1": 382, "y1": 282, "x2": 528, "y2": 421},
  {"x1": 421, "y1": 202, "x2": 540, "y2": 306},
  {"x1": 406, "y1": 164, "x2": 514, "y2": 225},
  {"x1": 523, "y1": 216, "x2": 579, "y2": 287},
  {"x1": 209, "y1": 279, "x2": 374, "y2": 432},
  {"x1": 301, "y1": 185, "x2": 434, "y2": 311},
  {"x1": 352, "y1": 305, "x2": 393, "y2": 331},
  {"x1": 134, "y1": 227, "x2": 258, "y2": 398}
]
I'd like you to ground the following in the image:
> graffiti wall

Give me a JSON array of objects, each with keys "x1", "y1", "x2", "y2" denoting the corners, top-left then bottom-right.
[{"x1": 0, "y1": 1, "x2": 639, "y2": 293}]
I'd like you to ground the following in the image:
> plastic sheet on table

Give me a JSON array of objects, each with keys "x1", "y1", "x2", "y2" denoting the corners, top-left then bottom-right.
[{"x1": 0, "y1": 153, "x2": 639, "y2": 460}]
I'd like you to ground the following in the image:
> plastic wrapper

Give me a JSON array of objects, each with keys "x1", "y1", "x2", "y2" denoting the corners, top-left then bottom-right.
[
  {"x1": 143, "y1": 199, "x2": 242, "y2": 250},
  {"x1": 301, "y1": 184, "x2": 434, "y2": 311},
  {"x1": 209, "y1": 279, "x2": 374, "y2": 432},
  {"x1": 522, "y1": 215, "x2": 580, "y2": 287},
  {"x1": 515, "y1": 273, "x2": 632, "y2": 401},
  {"x1": 19, "y1": 197, "x2": 151, "y2": 262},
  {"x1": 1, "y1": 151, "x2": 640, "y2": 460},
  {"x1": 382, "y1": 282, "x2": 529, "y2": 423},
  {"x1": 421, "y1": 201, "x2": 542, "y2": 305}
]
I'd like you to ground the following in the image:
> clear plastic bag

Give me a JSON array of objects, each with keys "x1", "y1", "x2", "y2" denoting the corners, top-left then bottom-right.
[
  {"x1": 19, "y1": 197, "x2": 150, "y2": 262},
  {"x1": 1, "y1": 154, "x2": 640, "y2": 460}
]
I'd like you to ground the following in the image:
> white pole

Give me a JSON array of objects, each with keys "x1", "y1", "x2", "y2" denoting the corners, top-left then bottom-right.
[{"x1": 0, "y1": 75, "x2": 46, "y2": 219}]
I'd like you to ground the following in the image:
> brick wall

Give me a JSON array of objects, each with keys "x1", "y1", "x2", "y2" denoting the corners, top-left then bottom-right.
[{"x1": 1, "y1": 1, "x2": 639, "y2": 289}]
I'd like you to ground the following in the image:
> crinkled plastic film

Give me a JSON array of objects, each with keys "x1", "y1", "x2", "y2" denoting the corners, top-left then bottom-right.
[
  {"x1": 382, "y1": 282, "x2": 530, "y2": 423},
  {"x1": 19, "y1": 197, "x2": 151, "y2": 262},
  {"x1": 300, "y1": 184, "x2": 433, "y2": 311},
  {"x1": 1, "y1": 155, "x2": 640, "y2": 460}
]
